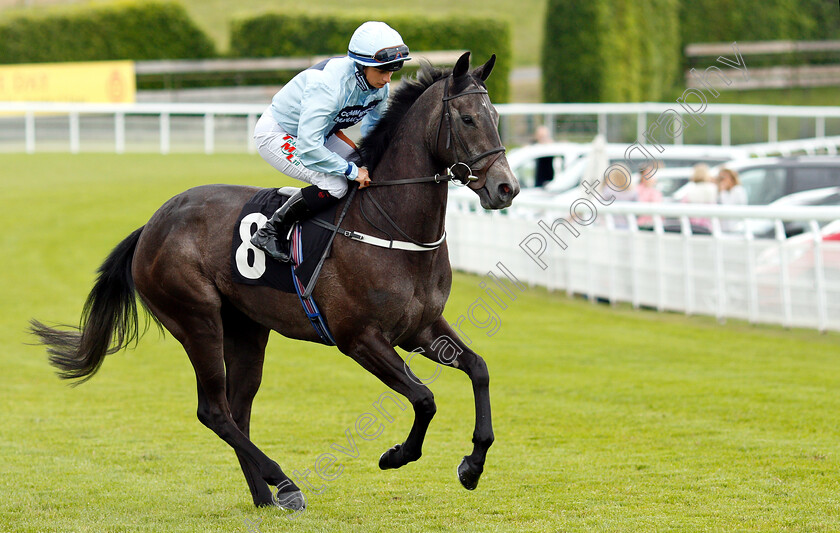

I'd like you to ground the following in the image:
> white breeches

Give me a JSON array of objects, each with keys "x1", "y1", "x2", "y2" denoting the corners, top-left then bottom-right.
[{"x1": 253, "y1": 109, "x2": 358, "y2": 198}]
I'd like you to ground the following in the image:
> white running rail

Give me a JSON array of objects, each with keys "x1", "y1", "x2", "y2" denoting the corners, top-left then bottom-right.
[
  {"x1": 446, "y1": 198, "x2": 840, "y2": 332},
  {"x1": 2, "y1": 101, "x2": 840, "y2": 154}
]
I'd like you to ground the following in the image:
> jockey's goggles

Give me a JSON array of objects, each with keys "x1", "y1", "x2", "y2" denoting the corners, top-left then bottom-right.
[
  {"x1": 351, "y1": 44, "x2": 411, "y2": 71},
  {"x1": 373, "y1": 44, "x2": 410, "y2": 63}
]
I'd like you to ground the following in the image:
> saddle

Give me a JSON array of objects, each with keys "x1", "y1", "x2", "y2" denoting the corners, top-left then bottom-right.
[{"x1": 231, "y1": 187, "x2": 340, "y2": 294}]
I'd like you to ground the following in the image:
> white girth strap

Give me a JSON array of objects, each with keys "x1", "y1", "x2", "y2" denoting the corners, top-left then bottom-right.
[{"x1": 344, "y1": 229, "x2": 446, "y2": 251}]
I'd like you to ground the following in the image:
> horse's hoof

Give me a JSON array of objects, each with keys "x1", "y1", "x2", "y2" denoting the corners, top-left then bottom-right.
[
  {"x1": 457, "y1": 456, "x2": 483, "y2": 490},
  {"x1": 273, "y1": 489, "x2": 306, "y2": 512},
  {"x1": 379, "y1": 444, "x2": 402, "y2": 470}
]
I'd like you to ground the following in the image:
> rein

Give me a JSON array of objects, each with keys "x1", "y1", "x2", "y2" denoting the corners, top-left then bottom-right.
[
  {"x1": 368, "y1": 76, "x2": 506, "y2": 188},
  {"x1": 333, "y1": 73, "x2": 506, "y2": 254}
]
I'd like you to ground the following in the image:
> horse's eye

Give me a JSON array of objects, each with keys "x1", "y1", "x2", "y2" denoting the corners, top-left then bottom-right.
[{"x1": 461, "y1": 115, "x2": 475, "y2": 126}]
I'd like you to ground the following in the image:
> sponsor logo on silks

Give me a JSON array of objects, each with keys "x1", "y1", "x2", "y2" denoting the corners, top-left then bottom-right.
[
  {"x1": 280, "y1": 134, "x2": 301, "y2": 166},
  {"x1": 328, "y1": 101, "x2": 381, "y2": 137}
]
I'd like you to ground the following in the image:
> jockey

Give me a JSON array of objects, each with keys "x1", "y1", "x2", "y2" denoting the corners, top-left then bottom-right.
[{"x1": 251, "y1": 20, "x2": 412, "y2": 261}]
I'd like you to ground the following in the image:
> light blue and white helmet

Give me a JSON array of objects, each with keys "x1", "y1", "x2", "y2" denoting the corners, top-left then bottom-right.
[{"x1": 348, "y1": 21, "x2": 412, "y2": 72}]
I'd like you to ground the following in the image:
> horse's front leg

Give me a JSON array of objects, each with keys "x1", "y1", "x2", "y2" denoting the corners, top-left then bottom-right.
[
  {"x1": 341, "y1": 327, "x2": 436, "y2": 470},
  {"x1": 403, "y1": 317, "x2": 494, "y2": 490}
]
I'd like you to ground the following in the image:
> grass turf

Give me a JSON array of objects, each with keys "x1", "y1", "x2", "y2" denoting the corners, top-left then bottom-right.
[{"x1": 1, "y1": 153, "x2": 839, "y2": 532}]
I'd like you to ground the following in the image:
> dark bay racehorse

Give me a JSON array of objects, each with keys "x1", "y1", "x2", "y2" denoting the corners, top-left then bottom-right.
[{"x1": 31, "y1": 52, "x2": 519, "y2": 511}]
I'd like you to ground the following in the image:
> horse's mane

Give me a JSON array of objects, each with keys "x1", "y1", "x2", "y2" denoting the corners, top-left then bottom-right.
[{"x1": 358, "y1": 62, "x2": 450, "y2": 171}]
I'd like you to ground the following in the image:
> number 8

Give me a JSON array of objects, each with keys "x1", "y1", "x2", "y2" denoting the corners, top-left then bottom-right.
[{"x1": 235, "y1": 212, "x2": 267, "y2": 280}]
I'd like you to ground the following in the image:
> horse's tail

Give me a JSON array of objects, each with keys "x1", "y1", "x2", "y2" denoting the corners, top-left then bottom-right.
[{"x1": 30, "y1": 226, "x2": 157, "y2": 385}]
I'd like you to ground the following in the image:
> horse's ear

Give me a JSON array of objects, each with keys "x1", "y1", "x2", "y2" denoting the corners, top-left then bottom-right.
[
  {"x1": 473, "y1": 54, "x2": 496, "y2": 81},
  {"x1": 453, "y1": 51, "x2": 471, "y2": 79}
]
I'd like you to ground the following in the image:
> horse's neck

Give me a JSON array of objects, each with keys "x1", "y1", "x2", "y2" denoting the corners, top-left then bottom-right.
[{"x1": 367, "y1": 114, "x2": 448, "y2": 244}]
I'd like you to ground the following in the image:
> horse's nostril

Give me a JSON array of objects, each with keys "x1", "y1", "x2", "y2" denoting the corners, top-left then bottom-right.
[{"x1": 499, "y1": 183, "x2": 512, "y2": 197}]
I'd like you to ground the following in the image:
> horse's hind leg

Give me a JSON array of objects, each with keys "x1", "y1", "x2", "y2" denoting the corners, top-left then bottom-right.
[
  {"x1": 137, "y1": 285, "x2": 304, "y2": 510},
  {"x1": 403, "y1": 317, "x2": 495, "y2": 490},
  {"x1": 342, "y1": 329, "x2": 437, "y2": 470},
  {"x1": 189, "y1": 331, "x2": 304, "y2": 511},
  {"x1": 221, "y1": 304, "x2": 274, "y2": 507}
]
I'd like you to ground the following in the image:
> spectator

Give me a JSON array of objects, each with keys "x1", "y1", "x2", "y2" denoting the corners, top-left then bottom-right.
[
  {"x1": 681, "y1": 164, "x2": 718, "y2": 231},
  {"x1": 600, "y1": 164, "x2": 637, "y2": 228},
  {"x1": 533, "y1": 126, "x2": 554, "y2": 187},
  {"x1": 636, "y1": 162, "x2": 663, "y2": 227},
  {"x1": 718, "y1": 167, "x2": 748, "y2": 232},
  {"x1": 718, "y1": 167, "x2": 748, "y2": 205}
]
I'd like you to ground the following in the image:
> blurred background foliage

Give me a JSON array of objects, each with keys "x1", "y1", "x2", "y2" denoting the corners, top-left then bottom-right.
[{"x1": 0, "y1": 0, "x2": 838, "y2": 103}]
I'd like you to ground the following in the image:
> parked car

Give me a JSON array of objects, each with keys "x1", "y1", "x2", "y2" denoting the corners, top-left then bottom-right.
[
  {"x1": 755, "y1": 219, "x2": 840, "y2": 302},
  {"x1": 672, "y1": 156, "x2": 840, "y2": 206},
  {"x1": 541, "y1": 143, "x2": 749, "y2": 194},
  {"x1": 500, "y1": 141, "x2": 748, "y2": 193},
  {"x1": 749, "y1": 187, "x2": 840, "y2": 238},
  {"x1": 503, "y1": 142, "x2": 590, "y2": 190},
  {"x1": 477, "y1": 142, "x2": 751, "y2": 211}
]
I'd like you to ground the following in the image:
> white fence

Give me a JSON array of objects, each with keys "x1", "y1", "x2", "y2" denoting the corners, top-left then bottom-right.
[
  {"x1": 3, "y1": 101, "x2": 840, "y2": 154},
  {"x1": 0, "y1": 101, "x2": 262, "y2": 154},
  {"x1": 500, "y1": 102, "x2": 840, "y2": 146},
  {"x1": 446, "y1": 199, "x2": 840, "y2": 332}
]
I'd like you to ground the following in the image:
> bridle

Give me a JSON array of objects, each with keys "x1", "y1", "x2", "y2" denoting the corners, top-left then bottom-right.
[
  {"x1": 326, "y1": 73, "x2": 508, "y2": 252},
  {"x1": 368, "y1": 74, "x2": 507, "y2": 189},
  {"x1": 434, "y1": 76, "x2": 507, "y2": 189},
  {"x1": 302, "y1": 71, "x2": 510, "y2": 296}
]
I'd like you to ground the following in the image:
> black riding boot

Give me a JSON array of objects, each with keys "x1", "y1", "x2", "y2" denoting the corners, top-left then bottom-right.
[{"x1": 250, "y1": 186, "x2": 337, "y2": 262}]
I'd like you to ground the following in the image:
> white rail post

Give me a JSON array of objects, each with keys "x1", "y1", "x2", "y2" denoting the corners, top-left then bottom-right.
[
  {"x1": 711, "y1": 217, "x2": 726, "y2": 323},
  {"x1": 636, "y1": 112, "x2": 646, "y2": 142},
  {"x1": 563, "y1": 226, "x2": 573, "y2": 297},
  {"x1": 768, "y1": 115, "x2": 778, "y2": 143},
  {"x1": 654, "y1": 214, "x2": 665, "y2": 312},
  {"x1": 585, "y1": 223, "x2": 595, "y2": 303},
  {"x1": 115, "y1": 112, "x2": 125, "y2": 154},
  {"x1": 597, "y1": 113, "x2": 607, "y2": 139},
  {"x1": 630, "y1": 215, "x2": 641, "y2": 309},
  {"x1": 774, "y1": 219, "x2": 792, "y2": 328},
  {"x1": 69, "y1": 111, "x2": 80, "y2": 154},
  {"x1": 721, "y1": 114, "x2": 731, "y2": 146},
  {"x1": 744, "y1": 222, "x2": 759, "y2": 325},
  {"x1": 160, "y1": 112, "x2": 170, "y2": 155},
  {"x1": 25, "y1": 111, "x2": 35, "y2": 154},
  {"x1": 605, "y1": 213, "x2": 617, "y2": 305},
  {"x1": 204, "y1": 113, "x2": 215, "y2": 155},
  {"x1": 809, "y1": 220, "x2": 828, "y2": 333},
  {"x1": 816, "y1": 116, "x2": 826, "y2": 139},
  {"x1": 247, "y1": 113, "x2": 257, "y2": 154},
  {"x1": 680, "y1": 216, "x2": 694, "y2": 316}
]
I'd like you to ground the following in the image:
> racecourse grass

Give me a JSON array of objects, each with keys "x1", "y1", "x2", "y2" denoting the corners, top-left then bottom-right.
[{"x1": 2, "y1": 153, "x2": 840, "y2": 532}]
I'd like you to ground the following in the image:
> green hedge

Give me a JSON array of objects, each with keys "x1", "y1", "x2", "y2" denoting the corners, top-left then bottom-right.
[
  {"x1": 680, "y1": 0, "x2": 840, "y2": 45},
  {"x1": 542, "y1": 0, "x2": 680, "y2": 103},
  {"x1": 0, "y1": 1, "x2": 216, "y2": 64},
  {"x1": 230, "y1": 14, "x2": 511, "y2": 102},
  {"x1": 679, "y1": 0, "x2": 840, "y2": 70}
]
